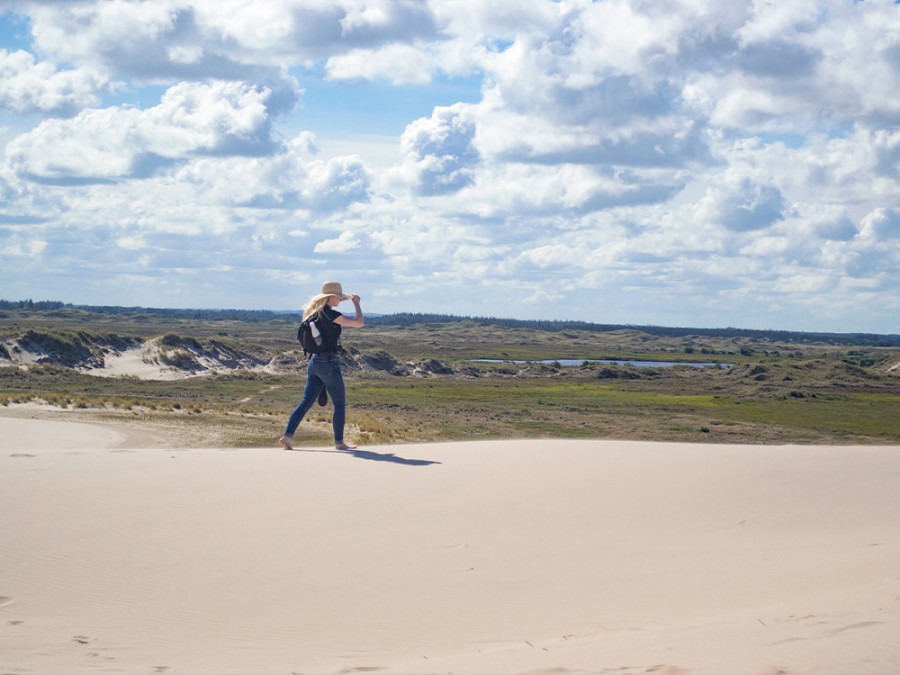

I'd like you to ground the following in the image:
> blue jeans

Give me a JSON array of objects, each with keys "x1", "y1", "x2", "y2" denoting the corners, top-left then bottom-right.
[{"x1": 283, "y1": 353, "x2": 347, "y2": 443}]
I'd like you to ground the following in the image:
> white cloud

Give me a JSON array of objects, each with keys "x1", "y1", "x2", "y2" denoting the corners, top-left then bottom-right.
[
  {"x1": 522, "y1": 288, "x2": 564, "y2": 306},
  {"x1": 25, "y1": 0, "x2": 206, "y2": 73},
  {"x1": 326, "y1": 43, "x2": 435, "y2": 85},
  {"x1": 305, "y1": 155, "x2": 372, "y2": 211},
  {"x1": 860, "y1": 207, "x2": 900, "y2": 241},
  {"x1": 22, "y1": 0, "x2": 441, "y2": 81},
  {"x1": 394, "y1": 104, "x2": 479, "y2": 195},
  {"x1": 0, "y1": 49, "x2": 110, "y2": 116},
  {"x1": 0, "y1": 235, "x2": 46, "y2": 257},
  {"x1": 4, "y1": 80, "x2": 291, "y2": 182},
  {"x1": 702, "y1": 179, "x2": 786, "y2": 233},
  {"x1": 314, "y1": 230, "x2": 361, "y2": 253}
]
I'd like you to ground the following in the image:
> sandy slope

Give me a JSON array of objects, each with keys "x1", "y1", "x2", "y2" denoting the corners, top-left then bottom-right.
[{"x1": 1, "y1": 415, "x2": 898, "y2": 674}]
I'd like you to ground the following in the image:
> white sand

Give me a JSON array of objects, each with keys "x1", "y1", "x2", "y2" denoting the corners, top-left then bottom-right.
[
  {"x1": 0, "y1": 413, "x2": 128, "y2": 453},
  {"x1": 91, "y1": 346, "x2": 185, "y2": 380},
  {"x1": 1, "y1": 415, "x2": 898, "y2": 674}
]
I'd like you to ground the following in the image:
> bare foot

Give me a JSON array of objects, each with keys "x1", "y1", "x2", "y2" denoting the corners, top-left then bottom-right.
[
  {"x1": 279, "y1": 436, "x2": 294, "y2": 450},
  {"x1": 335, "y1": 442, "x2": 357, "y2": 450}
]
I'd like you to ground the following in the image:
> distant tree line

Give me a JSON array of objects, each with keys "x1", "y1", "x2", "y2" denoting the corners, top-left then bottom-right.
[
  {"x1": 367, "y1": 312, "x2": 900, "y2": 346},
  {"x1": 2, "y1": 301, "x2": 898, "y2": 346},
  {"x1": 0, "y1": 299, "x2": 67, "y2": 310},
  {"x1": 0, "y1": 299, "x2": 298, "y2": 322}
]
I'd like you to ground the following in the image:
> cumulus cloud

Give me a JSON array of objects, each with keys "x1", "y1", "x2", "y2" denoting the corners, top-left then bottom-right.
[
  {"x1": 163, "y1": 136, "x2": 370, "y2": 214},
  {"x1": 304, "y1": 155, "x2": 372, "y2": 211},
  {"x1": 860, "y1": 208, "x2": 900, "y2": 241},
  {"x1": 396, "y1": 104, "x2": 479, "y2": 195},
  {"x1": 314, "y1": 230, "x2": 362, "y2": 253},
  {"x1": 26, "y1": 0, "x2": 273, "y2": 81},
  {"x1": 4, "y1": 80, "x2": 294, "y2": 182},
  {"x1": 20, "y1": 0, "x2": 441, "y2": 81},
  {"x1": 0, "y1": 49, "x2": 110, "y2": 115}
]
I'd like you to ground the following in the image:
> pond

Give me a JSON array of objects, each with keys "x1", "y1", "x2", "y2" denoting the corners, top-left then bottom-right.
[{"x1": 471, "y1": 358, "x2": 732, "y2": 368}]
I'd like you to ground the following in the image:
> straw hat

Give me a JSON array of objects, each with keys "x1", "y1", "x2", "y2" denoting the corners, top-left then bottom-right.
[{"x1": 314, "y1": 281, "x2": 352, "y2": 301}]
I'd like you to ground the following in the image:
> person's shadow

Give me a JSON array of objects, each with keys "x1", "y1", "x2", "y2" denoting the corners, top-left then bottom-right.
[
  {"x1": 287, "y1": 446, "x2": 440, "y2": 466},
  {"x1": 339, "y1": 448, "x2": 441, "y2": 466}
]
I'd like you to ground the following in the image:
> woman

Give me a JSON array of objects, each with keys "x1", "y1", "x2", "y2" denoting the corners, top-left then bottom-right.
[{"x1": 279, "y1": 281, "x2": 364, "y2": 451}]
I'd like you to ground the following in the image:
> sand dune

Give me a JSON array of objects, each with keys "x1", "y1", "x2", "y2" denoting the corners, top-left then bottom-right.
[{"x1": 1, "y1": 414, "x2": 898, "y2": 674}]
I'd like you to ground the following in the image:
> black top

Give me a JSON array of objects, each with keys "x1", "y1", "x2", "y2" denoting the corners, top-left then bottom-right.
[{"x1": 316, "y1": 306, "x2": 343, "y2": 352}]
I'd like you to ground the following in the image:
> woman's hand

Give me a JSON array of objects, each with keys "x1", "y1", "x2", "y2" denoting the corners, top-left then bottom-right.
[{"x1": 335, "y1": 294, "x2": 364, "y2": 327}]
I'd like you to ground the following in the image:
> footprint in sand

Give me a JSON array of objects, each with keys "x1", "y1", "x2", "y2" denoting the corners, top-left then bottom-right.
[
  {"x1": 0, "y1": 596, "x2": 13, "y2": 608},
  {"x1": 10, "y1": 453, "x2": 35, "y2": 458}
]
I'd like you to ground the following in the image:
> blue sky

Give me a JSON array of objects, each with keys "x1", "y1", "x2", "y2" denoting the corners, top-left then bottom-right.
[{"x1": 1, "y1": 0, "x2": 899, "y2": 334}]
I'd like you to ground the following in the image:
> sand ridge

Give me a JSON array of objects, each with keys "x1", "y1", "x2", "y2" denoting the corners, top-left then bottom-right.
[{"x1": 1, "y1": 415, "x2": 899, "y2": 674}]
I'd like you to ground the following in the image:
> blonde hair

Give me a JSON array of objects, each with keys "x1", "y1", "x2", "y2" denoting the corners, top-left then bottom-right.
[{"x1": 302, "y1": 295, "x2": 331, "y2": 321}]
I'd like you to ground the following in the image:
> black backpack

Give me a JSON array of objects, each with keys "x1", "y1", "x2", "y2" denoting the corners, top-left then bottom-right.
[{"x1": 297, "y1": 314, "x2": 333, "y2": 356}]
